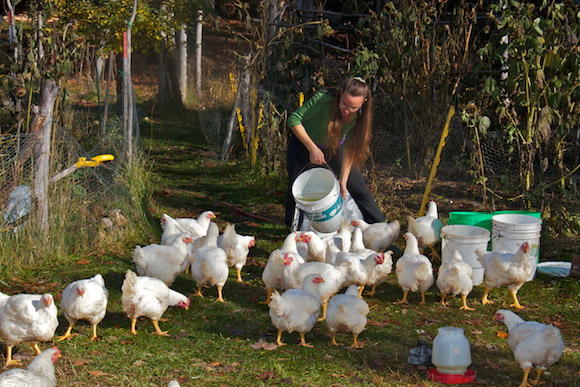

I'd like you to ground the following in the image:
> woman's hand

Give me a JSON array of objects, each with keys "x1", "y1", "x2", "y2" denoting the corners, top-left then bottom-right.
[{"x1": 309, "y1": 146, "x2": 326, "y2": 165}]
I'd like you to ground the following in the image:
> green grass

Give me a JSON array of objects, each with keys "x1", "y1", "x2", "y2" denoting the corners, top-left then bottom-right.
[{"x1": 0, "y1": 105, "x2": 578, "y2": 386}]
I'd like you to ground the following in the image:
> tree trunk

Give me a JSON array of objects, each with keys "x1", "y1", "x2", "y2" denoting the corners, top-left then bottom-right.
[
  {"x1": 124, "y1": 0, "x2": 137, "y2": 162},
  {"x1": 195, "y1": 10, "x2": 203, "y2": 99},
  {"x1": 239, "y1": 55, "x2": 252, "y2": 150},
  {"x1": 32, "y1": 81, "x2": 59, "y2": 234},
  {"x1": 221, "y1": 78, "x2": 243, "y2": 161},
  {"x1": 178, "y1": 25, "x2": 187, "y2": 104},
  {"x1": 36, "y1": 11, "x2": 44, "y2": 61}
]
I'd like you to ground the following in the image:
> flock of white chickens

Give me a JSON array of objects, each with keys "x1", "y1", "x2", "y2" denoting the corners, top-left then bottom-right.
[{"x1": 0, "y1": 201, "x2": 566, "y2": 386}]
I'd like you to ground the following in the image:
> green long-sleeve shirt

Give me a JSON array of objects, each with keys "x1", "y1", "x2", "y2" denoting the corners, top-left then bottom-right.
[{"x1": 287, "y1": 91, "x2": 356, "y2": 146}]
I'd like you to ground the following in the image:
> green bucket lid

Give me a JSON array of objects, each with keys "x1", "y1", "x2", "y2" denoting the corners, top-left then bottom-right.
[{"x1": 448, "y1": 211, "x2": 493, "y2": 232}]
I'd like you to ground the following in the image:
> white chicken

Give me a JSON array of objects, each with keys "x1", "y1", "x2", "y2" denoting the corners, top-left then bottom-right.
[
  {"x1": 395, "y1": 232, "x2": 434, "y2": 305},
  {"x1": 160, "y1": 213, "x2": 183, "y2": 245},
  {"x1": 306, "y1": 265, "x2": 345, "y2": 321},
  {"x1": 58, "y1": 274, "x2": 109, "y2": 341},
  {"x1": 133, "y1": 233, "x2": 194, "y2": 286},
  {"x1": 335, "y1": 251, "x2": 388, "y2": 298},
  {"x1": 349, "y1": 226, "x2": 377, "y2": 256},
  {"x1": 168, "y1": 381, "x2": 181, "y2": 387},
  {"x1": 173, "y1": 210, "x2": 216, "y2": 237},
  {"x1": 366, "y1": 250, "x2": 394, "y2": 297},
  {"x1": 282, "y1": 254, "x2": 343, "y2": 292},
  {"x1": 407, "y1": 200, "x2": 444, "y2": 260},
  {"x1": 191, "y1": 222, "x2": 229, "y2": 302},
  {"x1": 262, "y1": 250, "x2": 288, "y2": 304},
  {"x1": 217, "y1": 223, "x2": 255, "y2": 282},
  {"x1": 326, "y1": 285, "x2": 369, "y2": 348},
  {"x1": 121, "y1": 270, "x2": 190, "y2": 336},
  {"x1": 269, "y1": 274, "x2": 323, "y2": 347},
  {"x1": 0, "y1": 347, "x2": 61, "y2": 386},
  {"x1": 334, "y1": 218, "x2": 353, "y2": 253},
  {"x1": 0, "y1": 293, "x2": 59, "y2": 366},
  {"x1": 494, "y1": 309, "x2": 564, "y2": 387},
  {"x1": 297, "y1": 231, "x2": 327, "y2": 262},
  {"x1": 350, "y1": 218, "x2": 400, "y2": 252},
  {"x1": 261, "y1": 232, "x2": 303, "y2": 304},
  {"x1": 475, "y1": 242, "x2": 532, "y2": 309},
  {"x1": 436, "y1": 249, "x2": 474, "y2": 311}
]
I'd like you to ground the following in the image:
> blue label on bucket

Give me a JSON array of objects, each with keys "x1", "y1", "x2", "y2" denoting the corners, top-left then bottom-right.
[{"x1": 304, "y1": 195, "x2": 343, "y2": 222}]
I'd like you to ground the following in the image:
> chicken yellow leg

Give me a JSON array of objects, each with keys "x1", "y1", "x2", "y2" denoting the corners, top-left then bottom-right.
[
  {"x1": 358, "y1": 286, "x2": 365, "y2": 298},
  {"x1": 367, "y1": 284, "x2": 377, "y2": 297},
  {"x1": 518, "y1": 366, "x2": 532, "y2": 387},
  {"x1": 428, "y1": 244, "x2": 441, "y2": 262},
  {"x1": 299, "y1": 332, "x2": 313, "y2": 348},
  {"x1": 276, "y1": 329, "x2": 286, "y2": 346},
  {"x1": 130, "y1": 318, "x2": 138, "y2": 335},
  {"x1": 509, "y1": 289, "x2": 525, "y2": 309},
  {"x1": 318, "y1": 302, "x2": 328, "y2": 321},
  {"x1": 481, "y1": 286, "x2": 493, "y2": 305},
  {"x1": 195, "y1": 285, "x2": 203, "y2": 297},
  {"x1": 91, "y1": 324, "x2": 99, "y2": 341},
  {"x1": 58, "y1": 322, "x2": 76, "y2": 341},
  {"x1": 151, "y1": 320, "x2": 169, "y2": 336},
  {"x1": 330, "y1": 332, "x2": 341, "y2": 346},
  {"x1": 351, "y1": 333, "x2": 362, "y2": 348},
  {"x1": 216, "y1": 286, "x2": 225, "y2": 303},
  {"x1": 262, "y1": 288, "x2": 273, "y2": 304},
  {"x1": 530, "y1": 368, "x2": 544, "y2": 386},
  {"x1": 32, "y1": 343, "x2": 41, "y2": 355},
  {"x1": 236, "y1": 269, "x2": 243, "y2": 282},
  {"x1": 440, "y1": 293, "x2": 448, "y2": 307},
  {"x1": 5, "y1": 346, "x2": 22, "y2": 366},
  {"x1": 396, "y1": 290, "x2": 409, "y2": 304},
  {"x1": 460, "y1": 294, "x2": 475, "y2": 311},
  {"x1": 420, "y1": 291, "x2": 427, "y2": 305}
]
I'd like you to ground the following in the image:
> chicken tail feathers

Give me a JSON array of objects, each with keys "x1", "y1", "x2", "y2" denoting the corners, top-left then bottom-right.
[
  {"x1": 542, "y1": 325, "x2": 562, "y2": 342},
  {"x1": 122, "y1": 270, "x2": 138, "y2": 297},
  {"x1": 406, "y1": 216, "x2": 418, "y2": 236},
  {"x1": 268, "y1": 291, "x2": 284, "y2": 315}
]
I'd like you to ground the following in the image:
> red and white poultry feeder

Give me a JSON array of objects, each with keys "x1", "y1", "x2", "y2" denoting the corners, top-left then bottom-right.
[{"x1": 428, "y1": 327, "x2": 477, "y2": 384}]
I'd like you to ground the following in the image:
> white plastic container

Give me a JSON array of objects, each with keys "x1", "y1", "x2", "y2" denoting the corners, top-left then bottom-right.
[
  {"x1": 292, "y1": 167, "x2": 343, "y2": 233},
  {"x1": 431, "y1": 327, "x2": 472, "y2": 375},
  {"x1": 492, "y1": 214, "x2": 542, "y2": 281},
  {"x1": 440, "y1": 225, "x2": 490, "y2": 286}
]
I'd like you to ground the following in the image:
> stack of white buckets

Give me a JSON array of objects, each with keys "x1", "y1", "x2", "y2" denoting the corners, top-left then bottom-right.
[{"x1": 441, "y1": 213, "x2": 542, "y2": 285}]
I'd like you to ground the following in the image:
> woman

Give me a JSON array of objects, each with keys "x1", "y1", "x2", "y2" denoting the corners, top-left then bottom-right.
[{"x1": 285, "y1": 77, "x2": 385, "y2": 229}]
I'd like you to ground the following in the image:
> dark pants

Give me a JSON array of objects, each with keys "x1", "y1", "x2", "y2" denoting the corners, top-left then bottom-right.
[{"x1": 285, "y1": 134, "x2": 385, "y2": 228}]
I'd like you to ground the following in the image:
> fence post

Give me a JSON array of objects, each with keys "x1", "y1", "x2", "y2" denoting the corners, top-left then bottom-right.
[{"x1": 32, "y1": 81, "x2": 59, "y2": 233}]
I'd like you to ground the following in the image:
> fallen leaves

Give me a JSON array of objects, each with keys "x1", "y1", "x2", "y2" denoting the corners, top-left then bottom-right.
[
  {"x1": 251, "y1": 339, "x2": 278, "y2": 351},
  {"x1": 88, "y1": 370, "x2": 108, "y2": 377},
  {"x1": 256, "y1": 370, "x2": 275, "y2": 381}
]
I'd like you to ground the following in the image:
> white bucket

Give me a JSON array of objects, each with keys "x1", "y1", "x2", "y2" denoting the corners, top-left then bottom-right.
[
  {"x1": 441, "y1": 225, "x2": 490, "y2": 286},
  {"x1": 492, "y1": 214, "x2": 542, "y2": 281},
  {"x1": 292, "y1": 167, "x2": 343, "y2": 233}
]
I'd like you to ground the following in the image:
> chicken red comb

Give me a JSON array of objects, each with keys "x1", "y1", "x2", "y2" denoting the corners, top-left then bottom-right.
[
  {"x1": 520, "y1": 242, "x2": 530, "y2": 253},
  {"x1": 312, "y1": 276, "x2": 325, "y2": 284}
]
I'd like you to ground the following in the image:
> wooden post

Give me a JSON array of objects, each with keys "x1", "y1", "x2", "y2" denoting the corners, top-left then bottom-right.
[{"x1": 32, "y1": 81, "x2": 59, "y2": 233}]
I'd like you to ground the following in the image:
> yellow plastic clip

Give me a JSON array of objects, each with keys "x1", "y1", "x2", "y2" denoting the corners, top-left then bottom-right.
[{"x1": 75, "y1": 154, "x2": 115, "y2": 168}]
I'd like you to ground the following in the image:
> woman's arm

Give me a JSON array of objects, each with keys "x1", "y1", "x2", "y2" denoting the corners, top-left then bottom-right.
[
  {"x1": 339, "y1": 152, "x2": 354, "y2": 199},
  {"x1": 290, "y1": 124, "x2": 326, "y2": 165}
]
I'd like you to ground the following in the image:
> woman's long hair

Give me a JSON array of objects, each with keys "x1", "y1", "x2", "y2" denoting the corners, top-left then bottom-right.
[{"x1": 326, "y1": 77, "x2": 373, "y2": 167}]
